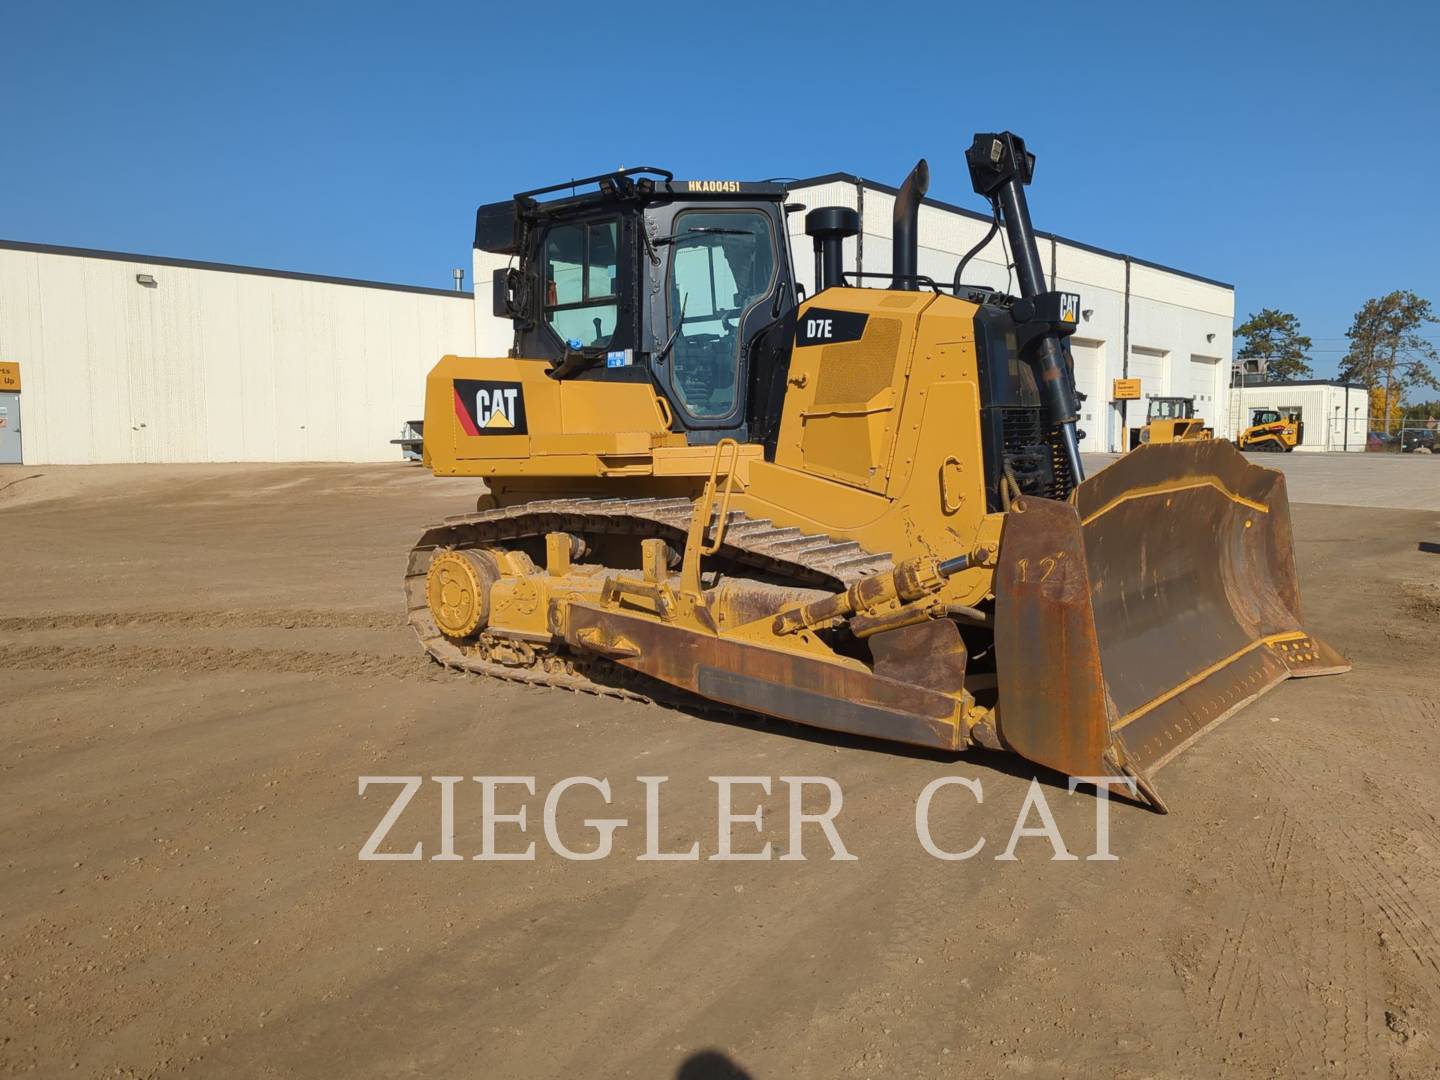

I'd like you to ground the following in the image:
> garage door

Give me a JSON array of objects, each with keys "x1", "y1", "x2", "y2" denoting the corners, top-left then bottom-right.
[
  {"x1": 1128, "y1": 347, "x2": 1166, "y2": 399},
  {"x1": 1187, "y1": 354, "x2": 1222, "y2": 422},
  {"x1": 1069, "y1": 338, "x2": 1104, "y2": 451}
]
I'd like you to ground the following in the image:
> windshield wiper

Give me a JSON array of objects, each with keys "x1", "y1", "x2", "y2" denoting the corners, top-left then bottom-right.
[
  {"x1": 652, "y1": 226, "x2": 753, "y2": 246},
  {"x1": 655, "y1": 291, "x2": 689, "y2": 365}
]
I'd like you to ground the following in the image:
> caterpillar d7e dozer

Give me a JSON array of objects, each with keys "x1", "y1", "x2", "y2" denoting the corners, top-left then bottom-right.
[{"x1": 408, "y1": 132, "x2": 1347, "y2": 812}]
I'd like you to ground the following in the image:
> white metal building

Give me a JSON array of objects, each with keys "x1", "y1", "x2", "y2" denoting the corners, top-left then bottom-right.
[
  {"x1": 2, "y1": 174, "x2": 1232, "y2": 464},
  {"x1": 0, "y1": 240, "x2": 475, "y2": 464},
  {"x1": 1229, "y1": 379, "x2": 1368, "y2": 452}
]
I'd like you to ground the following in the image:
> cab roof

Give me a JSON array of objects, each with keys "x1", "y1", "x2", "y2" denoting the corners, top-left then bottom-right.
[{"x1": 475, "y1": 167, "x2": 790, "y2": 255}]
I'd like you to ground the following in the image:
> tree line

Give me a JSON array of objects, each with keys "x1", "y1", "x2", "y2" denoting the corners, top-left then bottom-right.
[{"x1": 1233, "y1": 291, "x2": 1439, "y2": 432}]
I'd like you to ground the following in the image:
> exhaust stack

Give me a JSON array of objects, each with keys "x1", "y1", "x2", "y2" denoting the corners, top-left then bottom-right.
[
  {"x1": 966, "y1": 131, "x2": 1085, "y2": 483},
  {"x1": 890, "y1": 159, "x2": 929, "y2": 290}
]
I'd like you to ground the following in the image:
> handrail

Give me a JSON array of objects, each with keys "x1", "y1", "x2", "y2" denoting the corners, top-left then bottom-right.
[
  {"x1": 514, "y1": 167, "x2": 675, "y2": 201},
  {"x1": 679, "y1": 438, "x2": 741, "y2": 597},
  {"x1": 701, "y1": 439, "x2": 741, "y2": 555}
]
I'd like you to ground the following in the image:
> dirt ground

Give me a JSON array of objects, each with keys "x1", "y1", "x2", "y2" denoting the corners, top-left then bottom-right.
[{"x1": 1, "y1": 460, "x2": 1438, "y2": 1079}]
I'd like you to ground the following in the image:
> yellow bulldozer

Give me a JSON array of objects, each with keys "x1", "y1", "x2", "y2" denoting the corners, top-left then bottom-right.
[
  {"x1": 1128, "y1": 395, "x2": 1214, "y2": 449},
  {"x1": 408, "y1": 131, "x2": 1347, "y2": 812}
]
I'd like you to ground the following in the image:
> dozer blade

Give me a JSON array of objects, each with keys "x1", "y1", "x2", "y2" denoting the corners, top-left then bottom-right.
[{"x1": 994, "y1": 440, "x2": 1348, "y2": 812}]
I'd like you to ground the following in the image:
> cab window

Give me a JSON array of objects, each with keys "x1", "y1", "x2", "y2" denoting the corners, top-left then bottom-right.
[
  {"x1": 1150, "y1": 398, "x2": 1193, "y2": 421},
  {"x1": 544, "y1": 220, "x2": 618, "y2": 348},
  {"x1": 1252, "y1": 409, "x2": 1281, "y2": 425},
  {"x1": 666, "y1": 210, "x2": 775, "y2": 419}
]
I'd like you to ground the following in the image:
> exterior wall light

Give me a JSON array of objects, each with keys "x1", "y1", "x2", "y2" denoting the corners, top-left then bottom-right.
[
  {"x1": 135, "y1": 273, "x2": 158, "y2": 287},
  {"x1": 1081, "y1": 308, "x2": 1093, "y2": 322}
]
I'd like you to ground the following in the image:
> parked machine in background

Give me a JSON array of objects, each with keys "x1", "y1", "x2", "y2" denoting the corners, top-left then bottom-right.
[
  {"x1": 406, "y1": 132, "x2": 1347, "y2": 812},
  {"x1": 1239, "y1": 409, "x2": 1301, "y2": 453},
  {"x1": 391, "y1": 420, "x2": 424, "y2": 462},
  {"x1": 1129, "y1": 396, "x2": 1213, "y2": 449}
]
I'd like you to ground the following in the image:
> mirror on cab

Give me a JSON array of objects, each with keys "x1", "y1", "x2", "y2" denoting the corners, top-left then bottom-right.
[{"x1": 492, "y1": 267, "x2": 533, "y2": 323}]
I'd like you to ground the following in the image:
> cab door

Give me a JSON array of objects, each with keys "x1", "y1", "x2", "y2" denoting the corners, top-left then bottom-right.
[
  {"x1": 511, "y1": 210, "x2": 641, "y2": 366},
  {"x1": 647, "y1": 204, "x2": 790, "y2": 444}
]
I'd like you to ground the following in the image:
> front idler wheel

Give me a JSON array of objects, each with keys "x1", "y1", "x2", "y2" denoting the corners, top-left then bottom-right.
[{"x1": 426, "y1": 549, "x2": 500, "y2": 640}]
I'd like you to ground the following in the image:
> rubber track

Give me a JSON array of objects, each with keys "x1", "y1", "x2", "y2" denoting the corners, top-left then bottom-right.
[{"x1": 404, "y1": 496, "x2": 893, "y2": 702}]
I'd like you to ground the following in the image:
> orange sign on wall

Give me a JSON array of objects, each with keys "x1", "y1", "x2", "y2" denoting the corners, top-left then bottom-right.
[
  {"x1": 0, "y1": 362, "x2": 19, "y2": 392},
  {"x1": 1113, "y1": 378, "x2": 1141, "y2": 400}
]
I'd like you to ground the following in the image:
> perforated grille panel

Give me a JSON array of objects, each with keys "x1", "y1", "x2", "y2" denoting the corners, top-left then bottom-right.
[{"x1": 811, "y1": 318, "x2": 902, "y2": 406}]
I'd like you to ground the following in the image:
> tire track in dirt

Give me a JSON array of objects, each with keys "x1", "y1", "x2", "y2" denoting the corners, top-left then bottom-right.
[
  {"x1": 1261, "y1": 804, "x2": 1378, "y2": 1068},
  {"x1": 1214, "y1": 736, "x2": 1440, "y2": 1071},
  {"x1": 1337, "y1": 825, "x2": 1440, "y2": 983},
  {"x1": 1248, "y1": 733, "x2": 1440, "y2": 1003},
  {"x1": 1169, "y1": 787, "x2": 1383, "y2": 1073},
  {"x1": 1337, "y1": 768, "x2": 1440, "y2": 992},
  {"x1": 0, "y1": 642, "x2": 445, "y2": 681},
  {"x1": 0, "y1": 609, "x2": 405, "y2": 632}
]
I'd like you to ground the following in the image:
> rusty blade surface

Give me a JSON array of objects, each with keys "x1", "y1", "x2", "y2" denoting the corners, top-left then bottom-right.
[
  {"x1": 564, "y1": 604, "x2": 968, "y2": 751},
  {"x1": 992, "y1": 495, "x2": 1124, "y2": 784},
  {"x1": 1077, "y1": 439, "x2": 1300, "y2": 719},
  {"x1": 994, "y1": 440, "x2": 1348, "y2": 808},
  {"x1": 1076, "y1": 440, "x2": 1347, "y2": 774}
]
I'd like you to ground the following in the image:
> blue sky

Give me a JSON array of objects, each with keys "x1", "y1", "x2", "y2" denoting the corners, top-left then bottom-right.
[{"x1": 4, "y1": 0, "x2": 1437, "y2": 376}]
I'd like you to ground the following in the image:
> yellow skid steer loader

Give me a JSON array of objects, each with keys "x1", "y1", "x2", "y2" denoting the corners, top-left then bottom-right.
[
  {"x1": 1238, "y1": 409, "x2": 1301, "y2": 452},
  {"x1": 408, "y1": 132, "x2": 1347, "y2": 812}
]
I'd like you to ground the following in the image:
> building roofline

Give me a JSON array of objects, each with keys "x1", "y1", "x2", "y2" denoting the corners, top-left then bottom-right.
[
  {"x1": 791, "y1": 172, "x2": 1235, "y2": 292},
  {"x1": 0, "y1": 238, "x2": 474, "y2": 299},
  {"x1": 1234, "y1": 378, "x2": 1367, "y2": 390}
]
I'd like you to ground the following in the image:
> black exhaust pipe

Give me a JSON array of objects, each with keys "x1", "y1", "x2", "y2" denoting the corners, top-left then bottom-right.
[{"x1": 890, "y1": 159, "x2": 929, "y2": 290}]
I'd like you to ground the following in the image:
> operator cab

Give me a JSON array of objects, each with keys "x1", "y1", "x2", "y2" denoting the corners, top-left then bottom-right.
[
  {"x1": 477, "y1": 168, "x2": 797, "y2": 444},
  {"x1": 1148, "y1": 396, "x2": 1197, "y2": 421},
  {"x1": 473, "y1": 133, "x2": 1089, "y2": 508}
]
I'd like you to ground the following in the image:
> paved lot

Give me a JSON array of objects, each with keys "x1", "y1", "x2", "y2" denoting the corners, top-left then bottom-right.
[
  {"x1": 1, "y1": 459, "x2": 1438, "y2": 1078},
  {"x1": 1085, "y1": 449, "x2": 1440, "y2": 511}
]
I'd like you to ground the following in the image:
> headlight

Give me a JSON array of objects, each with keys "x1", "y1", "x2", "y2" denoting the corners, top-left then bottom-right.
[{"x1": 1283, "y1": 426, "x2": 1295, "y2": 435}]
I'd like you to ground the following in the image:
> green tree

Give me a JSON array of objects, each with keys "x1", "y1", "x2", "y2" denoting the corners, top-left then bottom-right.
[
  {"x1": 1340, "y1": 291, "x2": 1440, "y2": 434},
  {"x1": 1233, "y1": 309, "x2": 1314, "y2": 381}
]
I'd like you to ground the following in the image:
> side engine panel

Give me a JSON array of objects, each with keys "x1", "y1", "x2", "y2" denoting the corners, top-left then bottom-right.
[{"x1": 774, "y1": 290, "x2": 934, "y2": 493}]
